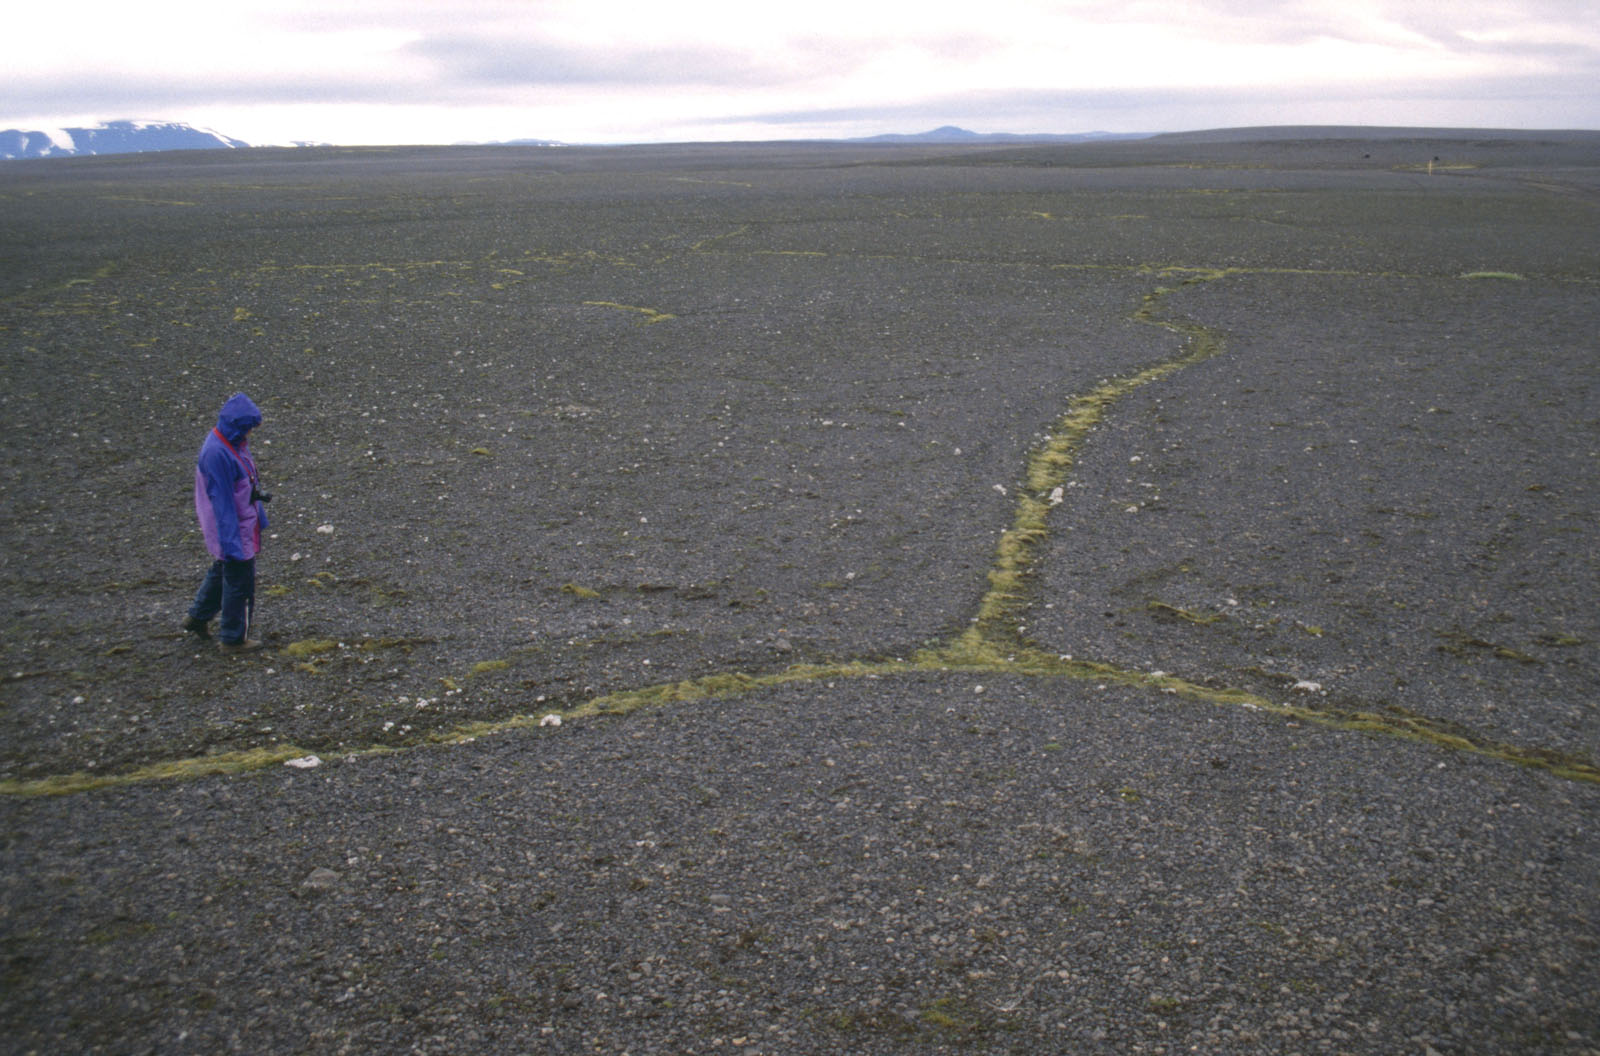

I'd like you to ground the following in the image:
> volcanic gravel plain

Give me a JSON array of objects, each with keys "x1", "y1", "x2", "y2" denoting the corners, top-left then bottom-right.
[{"x1": 2, "y1": 130, "x2": 1598, "y2": 1054}]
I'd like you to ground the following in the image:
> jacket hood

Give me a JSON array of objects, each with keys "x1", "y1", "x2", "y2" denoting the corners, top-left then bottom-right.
[{"x1": 215, "y1": 393, "x2": 262, "y2": 442}]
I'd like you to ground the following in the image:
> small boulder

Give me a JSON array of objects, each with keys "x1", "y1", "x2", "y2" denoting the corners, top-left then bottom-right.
[{"x1": 301, "y1": 867, "x2": 341, "y2": 893}]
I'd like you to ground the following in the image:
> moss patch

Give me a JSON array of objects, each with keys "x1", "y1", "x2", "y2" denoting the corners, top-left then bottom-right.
[
  {"x1": 0, "y1": 746, "x2": 315, "y2": 798},
  {"x1": 581, "y1": 300, "x2": 676, "y2": 324},
  {"x1": 281, "y1": 639, "x2": 338, "y2": 658}
]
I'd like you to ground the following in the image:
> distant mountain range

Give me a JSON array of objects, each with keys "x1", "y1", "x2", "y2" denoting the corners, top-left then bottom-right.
[
  {"x1": 0, "y1": 120, "x2": 248, "y2": 160},
  {"x1": 1, "y1": 120, "x2": 1160, "y2": 161},
  {"x1": 852, "y1": 125, "x2": 1152, "y2": 144},
  {"x1": 6, "y1": 120, "x2": 1595, "y2": 162}
]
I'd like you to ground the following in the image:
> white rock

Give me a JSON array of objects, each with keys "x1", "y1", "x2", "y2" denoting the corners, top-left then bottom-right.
[
  {"x1": 1292, "y1": 680, "x2": 1323, "y2": 693},
  {"x1": 284, "y1": 755, "x2": 321, "y2": 769},
  {"x1": 316, "y1": 524, "x2": 335, "y2": 535},
  {"x1": 301, "y1": 867, "x2": 340, "y2": 891},
  {"x1": 540, "y1": 714, "x2": 562, "y2": 727}
]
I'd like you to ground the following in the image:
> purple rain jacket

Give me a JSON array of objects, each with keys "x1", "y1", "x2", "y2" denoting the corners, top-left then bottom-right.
[{"x1": 194, "y1": 393, "x2": 268, "y2": 562}]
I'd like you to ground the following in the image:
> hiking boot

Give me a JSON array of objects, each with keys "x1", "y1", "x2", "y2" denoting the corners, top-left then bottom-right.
[
  {"x1": 217, "y1": 638, "x2": 264, "y2": 653},
  {"x1": 182, "y1": 616, "x2": 211, "y2": 637}
]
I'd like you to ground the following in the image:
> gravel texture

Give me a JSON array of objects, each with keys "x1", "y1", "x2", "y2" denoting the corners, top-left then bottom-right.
[
  {"x1": 1034, "y1": 271, "x2": 1600, "y2": 757},
  {"x1": 1, "y1": 131, "x2": 1597, "y2": 1054},
  {"x1": 4, "y1": 678, "x2": 1598, "y2": 1054}
]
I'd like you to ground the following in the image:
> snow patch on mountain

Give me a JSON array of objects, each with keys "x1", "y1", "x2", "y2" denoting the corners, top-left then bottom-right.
[{"x1": 0, "y1": 121, "x2": 249, "y2": 161}]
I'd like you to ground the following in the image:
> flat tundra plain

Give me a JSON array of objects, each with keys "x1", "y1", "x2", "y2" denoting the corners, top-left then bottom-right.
[{"x1": 1, "y1": 131, "x2": 1598, "y2": 1054}]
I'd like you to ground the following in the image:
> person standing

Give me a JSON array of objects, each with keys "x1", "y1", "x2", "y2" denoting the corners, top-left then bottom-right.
[{"x1": 184, "y1": 393, "x2": 270, "y2": 651}]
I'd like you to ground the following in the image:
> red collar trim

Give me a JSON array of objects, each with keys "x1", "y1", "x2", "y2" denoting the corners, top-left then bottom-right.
[{"x1": 212, "y1": 427, "x2": 257, "y2": 482}]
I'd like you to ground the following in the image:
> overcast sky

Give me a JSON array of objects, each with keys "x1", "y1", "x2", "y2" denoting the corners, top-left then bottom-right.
[{"x1": 7, "y1": 0, "x2": 1598, "y2": 145}]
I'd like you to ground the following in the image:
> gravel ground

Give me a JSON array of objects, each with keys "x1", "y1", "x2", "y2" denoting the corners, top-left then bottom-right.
[
  {"x1": 1033, "y1": 270, "x2": 1600, "y2": 758},
  {"x1": 1, "y1": 131, "x2": 1597, "y2": 1054},
  {"x1": 3, "y1": 677, "x2": 1597, "y2": 1055}
]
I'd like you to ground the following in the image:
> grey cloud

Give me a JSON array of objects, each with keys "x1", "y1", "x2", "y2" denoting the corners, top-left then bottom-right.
[
  {"x1": 1121, "y1": 0, "x2": 1600, "y2": 58},
  {"x1": 5, "y1": 32, "x2": 884, "y2": 118},
  {"x1": 718, "y1": 90, "x2": 1193, "y2": 132},
  {"x1": 404, "y1": 33, "x2": 870, "y2": 89},
  {"x1": 10, "y1": 0, "x2": 1595, "y2": 139},
  {"x1": 3, "y1": 72, "x2": 442, "y2": 114},
  {"x1": 1389, "y1": 0, "x2": 1600, "y2": 46},
  {"x1": 262, "y1": 0, "x2": 542, "y2": 35},
  {"x1": 727, "y1": 67, "x2": 1600, "y2": 134}
]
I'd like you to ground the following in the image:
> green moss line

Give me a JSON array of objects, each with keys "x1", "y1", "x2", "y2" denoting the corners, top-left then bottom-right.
[
  {"x1": 7, "y1": 266, "x2": 1596, "y2": 796},
  {"x1": 0, "y1": 746, "x2": 317, "y2": 798},
  {"x1": 581, "y1": 300, "x2": 677, "y2": 324},
  {"x1": 2, "y1": 262, "x2": 120, "y2": 307},
  {"x1": 15, "y1": 639, "x2": 1588, "y2": 798},
  {"x1": 942, "y1": 269, "x2": 1596, "y2": 785},
  {"x1": 964, "y1": 274, "x2": 1226, "y2": 652}
]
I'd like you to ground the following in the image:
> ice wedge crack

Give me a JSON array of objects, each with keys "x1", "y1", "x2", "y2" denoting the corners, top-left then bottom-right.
[{"x1": 966, "y1": 276, "x2": 1227, "y2": 652}]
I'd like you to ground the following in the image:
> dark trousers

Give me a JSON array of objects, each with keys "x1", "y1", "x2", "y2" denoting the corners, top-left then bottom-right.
[{"x1": 189, "y1": 558, "x2": 256, "y2": 643}]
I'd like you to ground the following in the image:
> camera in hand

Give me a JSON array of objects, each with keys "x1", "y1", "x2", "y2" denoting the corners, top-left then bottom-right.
[{"x1": 251, "y1": 487, "x2": 273, "y2": 504}]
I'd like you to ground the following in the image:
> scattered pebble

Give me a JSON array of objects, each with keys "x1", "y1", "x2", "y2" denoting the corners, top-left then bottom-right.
[{"x1": 300, "y1": 867, "x2": 340, "y2": 891}]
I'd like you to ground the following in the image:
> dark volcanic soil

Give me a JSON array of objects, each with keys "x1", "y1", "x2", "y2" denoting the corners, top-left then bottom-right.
[
  {"x1": 0, "y1": 145, "x2": 1178, "y2": 776},
  {"x1": 2, "y1": 134, "x2": 1598, "y2": 1054}
]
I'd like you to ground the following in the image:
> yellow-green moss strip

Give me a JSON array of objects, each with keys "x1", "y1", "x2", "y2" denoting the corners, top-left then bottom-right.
[
  {"x1": 0, "y1": 663, "x2": 916, "y2": 796},
  {"x1": 440, "y1": 646, "x2": 1600, "y2": 785},
  {"x1": 5, "y1": 645, "x2": 1595, "y2": 796},
  {"x1": 9, "y1": 265, "x2": 1597, "y2": 796},
  {"x1": 966, "y1": 275, "x2": 1226, "y2": 648},
  {"x1": 434, "y1": 660, "x2": 922, "y2": 745},
  {"x1": 581, "y1": 300, "x2": 676, "y2": 323},
  {"x1": 1212, "y1": 685, "x2": 1599, "y2": 784},
  {"x1": 0, "y1": 746, "x2": 317, "y2": 798},
  {"x1": 3, "y1": 263, "x2": 120, "y2": 307},
  {"x1": 282, "y1": 638, "x2": 339, "y2": 658},
  {"x1": 917, "y1": 644, "x2": 1600, "y2": 783}
]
